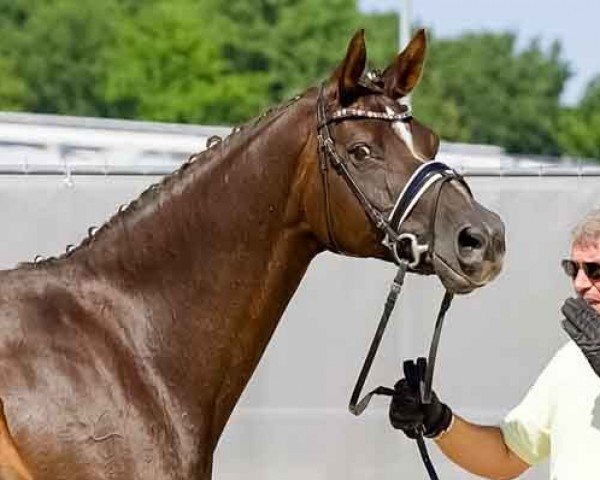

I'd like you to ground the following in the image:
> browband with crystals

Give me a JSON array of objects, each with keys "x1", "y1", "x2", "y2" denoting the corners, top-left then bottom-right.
[{"x1": 318, "y1": 107, "x2": 412, "y2": 129}]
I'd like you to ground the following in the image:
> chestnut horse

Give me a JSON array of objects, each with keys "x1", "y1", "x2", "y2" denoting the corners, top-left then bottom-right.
[
  {"x1": 0, "y1": 400, "x2": 32, "y2": 480},
  {"x1": 0, "y1": 30, "x2": 505, "y2": 479}
]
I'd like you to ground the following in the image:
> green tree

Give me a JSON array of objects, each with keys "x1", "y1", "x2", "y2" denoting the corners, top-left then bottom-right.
[
  {"x1": 0, "y1": 0, "x2": 402, "y2": 125},
  {"x1": 103, "y1": 0, "x2": 400, "y2": 124},
  {"x1": 103, "y1": 0, "x2": 270, "y2": 124},
  {"x1": 218, "y1": 0, "x2": 398, "y2": 104},
  {"x1": 264, "y1": 0, "x2": 363, "y2": 99},
  {"x1": 0, "y1": 0, "x2": 39, "y2": 111},
  {"x1": 411, "y1": 61, "x2": 472, "y2": 142},
  {"x1": 557, "y1": 77, "x2": 600, "y2": 159},
  {"x1": 0, "y1": 0, "x2": 587, "y2": 161},
  {"x1": 9, "y1": 0, "x2": 124, "y2": 116},
  {"x1": 413, "y1": 32, "x2": 570, "y2": 155},
  {"x1": 580, "y1": 77, "x2": 600, "y2": 114},
  {"x1": 0, "y1": 0, "x2": 39, "y2": 32},
  {"x1": 0, "y1": 56, "x2": 30, "y2": 110},
  {"x1": 360, "y1": 12, "x2": 398, "y2": 70}
]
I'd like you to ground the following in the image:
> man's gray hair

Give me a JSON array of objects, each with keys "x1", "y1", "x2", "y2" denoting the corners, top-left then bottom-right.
[{"x1": 572, "y1": 207, "x2": 600, "y2": 246}]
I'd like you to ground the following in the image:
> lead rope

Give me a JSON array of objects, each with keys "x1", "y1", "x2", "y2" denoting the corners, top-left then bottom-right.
[{"x1": 348, "y1": 265, "x2": 454, "y2": 480}]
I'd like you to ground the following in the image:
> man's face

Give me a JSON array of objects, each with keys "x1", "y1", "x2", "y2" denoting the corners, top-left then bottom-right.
[{"x1": 571, "y1": 242, "x2": 600, "y2": 314}]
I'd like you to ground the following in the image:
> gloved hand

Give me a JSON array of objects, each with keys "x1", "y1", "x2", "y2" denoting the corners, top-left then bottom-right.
[
  {"x1": 561, "y1": 296, "x2": 600, "y2": 377},
  {"x1": 388, "y1": 358, "x2": 453, "y2": 439}
]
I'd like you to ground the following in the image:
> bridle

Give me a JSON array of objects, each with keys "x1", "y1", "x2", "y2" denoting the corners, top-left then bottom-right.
[
  {"x1": 316, "y1": 80, "x2": 473, "y2": 479},
  {"x1": 316, "y1": 83, "x2": 471, "y2": 267}
]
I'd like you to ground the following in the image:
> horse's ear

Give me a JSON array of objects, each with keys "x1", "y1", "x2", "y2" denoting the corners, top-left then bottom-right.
[
  {"x1": 382, "y1": 29, "x2": 427, "y2": 99},
  {"x1": 330, "y1": 29, "x2": 366, "y2": 106}
]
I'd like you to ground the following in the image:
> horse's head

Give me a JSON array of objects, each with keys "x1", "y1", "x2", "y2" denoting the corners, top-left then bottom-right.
[{"x1": 303, "y1": 29, "x2": 505, "y2": 294}]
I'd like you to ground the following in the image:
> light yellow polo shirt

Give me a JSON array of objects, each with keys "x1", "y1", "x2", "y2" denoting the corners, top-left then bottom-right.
[{"x1": 501, "y1": 341, "x2": 600, "y2": 479}]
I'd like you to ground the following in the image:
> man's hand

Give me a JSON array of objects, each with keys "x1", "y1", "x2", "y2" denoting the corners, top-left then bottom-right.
[
  {"x1": 561, "y1": 296, "x2": 600, "y2": 377},
  {"x1": 389, "y1": 358, "x2": 453, "y2": 439}
]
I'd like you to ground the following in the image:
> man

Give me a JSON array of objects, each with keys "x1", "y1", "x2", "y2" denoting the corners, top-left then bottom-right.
[{"x1": 389, "y1": 208, "x2": 600, "y2": 479}]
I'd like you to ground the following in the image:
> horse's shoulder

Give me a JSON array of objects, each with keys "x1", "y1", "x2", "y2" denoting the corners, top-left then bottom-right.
[{"x1": 0, "y1": 269, "x2": 143, "y2": 377}]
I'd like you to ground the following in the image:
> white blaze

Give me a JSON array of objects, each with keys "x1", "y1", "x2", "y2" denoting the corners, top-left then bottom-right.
[
  {"x1": 386, "y1": 106, "x2": 427, "y2": 162},
  {"x1": 385, "y1": 107, "x2": 471, "y2": 201}
]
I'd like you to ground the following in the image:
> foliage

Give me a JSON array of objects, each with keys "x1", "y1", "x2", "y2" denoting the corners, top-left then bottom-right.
[
  {"x1": 254, "y1": 0, "x2": 364, "y2": 100},
  {"x1": 101, "y1": 0, "x2": 399, "y2": 124},
  {"x1": 0, "y1": 0, "x2": 596, "y2": 158},
  {"x1": 413, "y1": 32, "x2": 570, "y2": 155},
  {"x1": 102, "y1": 0, "x2": 270, "y2": 124},
  {"x1": 0, "y1": 0, "x2": 38, "y2": 31},
  {"x1": 0, "y1": 56, "x2": 30, "y2": 110},
  {"x1": 0, "y1": 0, "x2": 42, "y2": 110},
  {"x1": 5, "y1": 0, "x2": 123, "y2": 116},
  {"x1": 216, "y1": 0, "x2": 397, "y2": 114},
  {"x1": 360, "y1": 12, "x2": 398, "y2": 69},
  {"x1": 556, "y1": 77, "x2": 600, "y2": 159}
]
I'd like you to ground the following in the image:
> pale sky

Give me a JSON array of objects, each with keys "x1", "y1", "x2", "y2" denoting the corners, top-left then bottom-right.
[{"x1": 359, "y1": 0, "x2": 597, "y2": 105}]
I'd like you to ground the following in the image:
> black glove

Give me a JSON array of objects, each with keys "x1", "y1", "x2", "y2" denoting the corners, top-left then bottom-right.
[
  {"x1": 388, "y1": 358, "x2": 453, "y2": 439},
  {"x1": 561, "y1": 296, "x2": 600, "y2": 377}
]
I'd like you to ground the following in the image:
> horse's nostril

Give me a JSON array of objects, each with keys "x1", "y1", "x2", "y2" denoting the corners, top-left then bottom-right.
[{"x1": 457, "y1": 227, "x2": 485, "y2": 252}]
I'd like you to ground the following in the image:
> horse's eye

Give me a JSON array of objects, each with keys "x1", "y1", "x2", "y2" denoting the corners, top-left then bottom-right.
[{"x1": 350, "y1": 144, "x2": 371, "y2": 161}]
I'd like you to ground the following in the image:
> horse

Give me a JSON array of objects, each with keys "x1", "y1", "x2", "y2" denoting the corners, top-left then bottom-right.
[
  {"x1": 0, "y1": 399, "x2": 32, "y2": 480},
  {"x1": 0, "y1": 29, "x2": 505, "y2": 479}
]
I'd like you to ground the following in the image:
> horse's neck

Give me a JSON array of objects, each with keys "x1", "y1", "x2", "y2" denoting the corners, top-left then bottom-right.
[{"x1": 72, "y1": 94, "x2": 322, "y2": 444}]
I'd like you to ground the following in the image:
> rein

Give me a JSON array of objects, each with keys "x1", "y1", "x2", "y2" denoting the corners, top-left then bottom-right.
[
  {"x1": 348, "y1": 264, "x2": 453, "y2": 480},
  {"x1": 315, "y1": 82, "x2": 472, "y2": 479}
]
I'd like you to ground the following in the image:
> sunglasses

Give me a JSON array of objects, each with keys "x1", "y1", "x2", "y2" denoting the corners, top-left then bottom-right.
[{"x1": 561, "y1": 259, "x2": 600, "y2": 281}]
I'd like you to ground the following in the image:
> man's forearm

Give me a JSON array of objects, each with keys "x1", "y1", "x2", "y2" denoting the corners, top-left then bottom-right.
[{"x1": 434, "y1": 415, "x2": 529, "y2": 480}]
